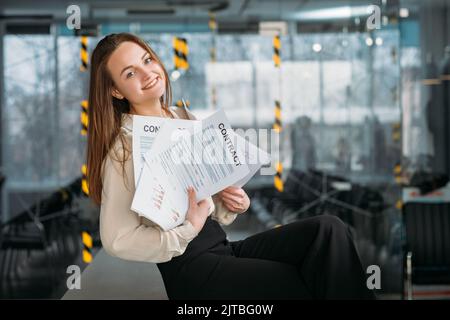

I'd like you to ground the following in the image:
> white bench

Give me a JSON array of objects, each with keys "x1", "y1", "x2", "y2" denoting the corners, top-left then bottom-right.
[{"x1": 62, "y1": 249, "x2": 168, "y2": 300}]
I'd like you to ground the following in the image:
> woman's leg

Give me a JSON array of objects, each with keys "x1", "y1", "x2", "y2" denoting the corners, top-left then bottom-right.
[
  {"x1": 178, "y1": 251, "x2": 313, "y2": 299},
  {"x1": 230, "y1": 215, "x2": 376, "y2": 299}
]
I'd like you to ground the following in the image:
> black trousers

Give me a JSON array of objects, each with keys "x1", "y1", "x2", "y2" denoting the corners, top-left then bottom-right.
[{"x1": 157, "y1": 215, "x2": 376, "y2": 300}]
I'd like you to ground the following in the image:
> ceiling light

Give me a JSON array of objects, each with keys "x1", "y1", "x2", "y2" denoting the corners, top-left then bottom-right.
[
  {"x1": 312, "y1": 43, "x2": 322, "y2": 52},
  {"x1": 375, "y1": 37, "x2": 383, "y2": 46},
  {"x1": 399, "y1": 8, "x2": 409, "y2": 18},
  {"x1": 170, "y1": 70, "x2": 181, "y2": 81},
  {"x1": 293, "y1": 5, "x2": 372, "y2": 21}
]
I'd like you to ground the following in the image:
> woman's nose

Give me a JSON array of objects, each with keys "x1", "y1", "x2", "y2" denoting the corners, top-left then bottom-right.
[{"x1": 141, "y1": 67, "x2": 155, "y2": 81}]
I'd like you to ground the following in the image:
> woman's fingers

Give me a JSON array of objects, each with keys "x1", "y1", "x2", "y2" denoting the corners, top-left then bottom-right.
[
  {"x1": 187, "y1": 187, "x2": 197, "y2": 209},
  {"x1": 198, "y1": 199, "x2": 211, "y2": 211},
  {"x1": 222, "y1": 198, "x2": 241, "y2": 212},
  {"x1": 222, "y1": 187, "x2": 245, "y2": 198},
  {"x1": 220, "y1": 192, "x2": 244, "y2": 205}
]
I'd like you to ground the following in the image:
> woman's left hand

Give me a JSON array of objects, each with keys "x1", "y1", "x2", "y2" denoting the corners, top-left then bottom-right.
[{"x1": 218, "y1": 187, "x2": 250, "y2": 214}]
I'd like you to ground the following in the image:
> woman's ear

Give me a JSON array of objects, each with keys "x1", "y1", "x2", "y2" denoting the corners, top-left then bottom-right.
[{"x1": 111, "y1": 87, "x2": 124, "y2": 100}]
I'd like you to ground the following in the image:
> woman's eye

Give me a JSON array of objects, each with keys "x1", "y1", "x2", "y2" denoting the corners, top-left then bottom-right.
[
  {"x1": 126, "y1": 71, "x2": 135, "y2": 78},
  {"x1": 144, "y1": 57, "x2": 152, "y2": 64}
]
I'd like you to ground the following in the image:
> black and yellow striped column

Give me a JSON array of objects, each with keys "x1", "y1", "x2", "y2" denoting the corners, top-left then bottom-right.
[
  {"x1": 394, "y1": 162, "x2": 402, "y2": 185},
  {"x1": 273, "y1": 100, "x2": 282, "y2": 133},
  {"x1": 82, "y1": 231, "x2": 93, "y2": 263},
  {"x1": 173, "y1": 37, "x2": 189, "y2": 70},
  {"x1": 273, "y1": 35, "x2": 283, "y2": 193},
  {"x1": 81, "y1": 164, "x2": 89, "y2": 196},
  {"x1": 80, "y1": 36, "x2": 88, "y2": 72},
  {"x1": 80, "y1": 100, "x2": 88, "y2": 136},
  {"x1": 208, "y1": 11, "x2": 217, "y2": 32},
  {"x1": 273, "y1": 35, "x2": 281, "y2": 68}
]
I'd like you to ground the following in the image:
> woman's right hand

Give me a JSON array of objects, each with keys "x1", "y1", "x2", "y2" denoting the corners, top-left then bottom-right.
[{"x1": 185, "y1": 187, "x2": 210, "y2": 233}]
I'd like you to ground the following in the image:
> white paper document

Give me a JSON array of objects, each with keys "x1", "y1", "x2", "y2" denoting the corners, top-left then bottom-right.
[
  {"x1": 232, "y1": 134, "x2": 271, "y2": 188},
  {"x1": 132, "y1": 115, "x2": 197, "y2": 187},
  {"x1": 131, "y1": 109, "x2": 271, "y2": 231},
  {"x1": 132, "y1": 115, "x2": 164, "y2": 187}
]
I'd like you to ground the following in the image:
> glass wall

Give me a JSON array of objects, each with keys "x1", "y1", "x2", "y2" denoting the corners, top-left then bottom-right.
[{"x1": 2, "y1": 25, "x2": 405, "y2": 219}]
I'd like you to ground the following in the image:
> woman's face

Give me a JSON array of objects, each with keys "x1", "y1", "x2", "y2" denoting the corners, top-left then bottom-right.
[{"x1": 107, "y1": 41, "x2": 165, "y2": 106}]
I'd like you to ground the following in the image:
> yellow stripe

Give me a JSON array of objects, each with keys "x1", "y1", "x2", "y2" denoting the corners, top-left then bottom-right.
[
  {"x1": 81, "y1": 112, "x2": 89, "y2": 127},
  {"x1": 273, "y1": 54, "x2": 280, "y2": 67},
  {"x1": 274, "y1": 106, "x2": 281, "y2": 120},
  {"x1": 396, "y1": 200, "x2": 403, "y2": 210},
  {"x1": 273, "y1": 36, "x2": 280, "y2": 49},
  {"x1": 274, "y1": 176, "x2": 284, "y2": 192},
  {"x1": 81, "y1": 100, "x2": 88, "y2": 109},
  {"x1": 82, "y1": 179, "x2": 89, "y2": 195},
  {"x1": 394, "y1": 165, "x2": 402, "y2": 174},
  {"x1": 82, "y1": 231, "x2": 93, "y2": 248},
  {"x1": 81, "y1": 36, "x2": 88, "y2": 47},
  {"x1": 81, "y1": 164, "x2": 87, "y2": 175},
  {"x1": 173, "y1": 55, "x2": 180, "y2": 69},
  {"x1": 179, "y1": 39, "x2": 189, "y2": 55},
  {"x1": 180, "y1": 60, "x2": 189, "y2": 70},
  {"x1": 82, "y1": 250, "x2": 93, "y2": 263},
  {"x1": 174, "y1": 37, "x2": 181, "y2": 51},
  {"x1": 395, "y1": 176, "x2": 403, "y2": 184},
  {"x1": 80, "y1": 50, "x2": 88, "y2": 64},
  {"x1": 174, "y1": 55, "x2": 189, "y2": 70},
  {"x1": 276, "y1": 161, "x2": 283, "y2": 173},
  {"x1": 208, "y1": 13, "x2": 217, "y2": 31},
  {"x1": 81, "y1": 129, "x2": 87, "y2": 136}
]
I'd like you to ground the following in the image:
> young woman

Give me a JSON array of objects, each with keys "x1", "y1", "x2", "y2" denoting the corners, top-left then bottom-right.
[{"x1": 87, "y1": 33, "x2": 375, "y2": 300}]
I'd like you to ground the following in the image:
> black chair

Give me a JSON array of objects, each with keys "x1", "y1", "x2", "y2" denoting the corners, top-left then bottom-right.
[
  {"x1": 402, "y1": 201, "x2": 450, "y2": 299},
  {"x1": 0, "y1": 180, "x2": 83, "y2": 298}
]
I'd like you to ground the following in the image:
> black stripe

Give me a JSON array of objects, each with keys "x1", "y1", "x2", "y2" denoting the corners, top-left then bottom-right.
[
  {"x1": 83, "y1": 245, "x2": 92, "y2": 253},
  {"x1": 274, "y1": 48, "x2": 280, "y2": 56},
  {"x1": 81, "y1": 43, "x2": 87, "y2": 51},
  {"x1": 174, "y1": 51, "x2": 187, "y2": 61},
  {"x1": 81, "y1": 61, "x2": 88, "y2": 69},
  {"x1": 275, "y1": 119, "x2": 282, "y2": 126}
]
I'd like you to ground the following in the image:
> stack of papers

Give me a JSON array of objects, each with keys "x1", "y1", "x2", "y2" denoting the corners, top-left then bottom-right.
[{"x1": 131, "y1": 109, "x2": 270, "y2": 231}]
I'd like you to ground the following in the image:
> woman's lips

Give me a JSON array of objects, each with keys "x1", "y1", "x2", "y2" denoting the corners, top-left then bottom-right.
[{"x1": 143, "y1": 76, "x2": 160, "y2": 90}]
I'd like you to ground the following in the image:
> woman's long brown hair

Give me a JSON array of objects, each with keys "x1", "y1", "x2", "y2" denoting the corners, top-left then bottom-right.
[{"x1": 87, "y1": 33, "x2": 172, "y2": 206}]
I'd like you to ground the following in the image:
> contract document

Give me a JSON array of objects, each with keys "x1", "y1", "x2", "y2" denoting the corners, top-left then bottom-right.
[
  {"x1": 131, "y1": 109, "x2": 270, "y2": 231},
  {"x1": 132, "y1": 115, "x2": 198, "y2": 187}
]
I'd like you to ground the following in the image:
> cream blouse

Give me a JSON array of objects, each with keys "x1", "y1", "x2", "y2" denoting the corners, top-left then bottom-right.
[{"x1": 99, "y1": 106, "x2": 238, "y2": 263}]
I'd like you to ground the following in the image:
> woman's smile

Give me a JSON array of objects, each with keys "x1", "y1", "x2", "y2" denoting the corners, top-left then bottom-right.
[{"x1": 142, "y1": 75, "x2": 161, "y2": 90}]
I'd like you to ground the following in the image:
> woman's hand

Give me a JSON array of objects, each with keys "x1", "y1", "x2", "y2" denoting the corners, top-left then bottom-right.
[
  {"x1": 218, "y1": 186, "x2": 250, "y2": 214},
  {"x1": 185, "y1": 187, "x2": 211, "y2": 233}
]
